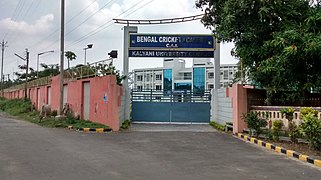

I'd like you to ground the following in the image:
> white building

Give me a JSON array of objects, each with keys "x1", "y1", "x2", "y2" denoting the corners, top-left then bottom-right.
[{"x1": 133, "y1": 58, "x2": 238, "y2": 91}]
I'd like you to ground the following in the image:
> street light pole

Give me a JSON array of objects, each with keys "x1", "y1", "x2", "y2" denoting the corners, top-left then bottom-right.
[
  {"x1": 1, "y1": 40, "x2": 8, "y2": 97},
  {"x1": 59, "y1": 0, "x2": 65, "y2": 115},
  {"x1": 83, "y1": 44, "x2": 93, "y2": 65},
  {"x1": 37, "y1": 50, "x2": 54, "y2": 78},
  {"x1": 14, "y1": 49, "x2": 29, "y2": 100}
]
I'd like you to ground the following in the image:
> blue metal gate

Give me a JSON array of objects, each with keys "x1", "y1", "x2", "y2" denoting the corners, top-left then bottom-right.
[{"x1": 131, "y1": 90, "x2": 211, "y2": 123}]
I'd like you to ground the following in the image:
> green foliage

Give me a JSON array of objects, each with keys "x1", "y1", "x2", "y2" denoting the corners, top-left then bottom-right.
[
  {"x1": 121, "y1": 120, "x2": 131, "y2": 129},
  {"x1": 209, "y1": 121, "x2": 225, "y2": 131},
  {"x1": 0, "y1": 99, "x2": 33, "y2": 115},
  {"x1": 0, "y1": 98, "x2": 109, "y2": 129},
  {"x1": 51, "y1": 110, "x2": 58, "y2": 117},
  {"x1": 300, "y1": 107, "x2": 318, "y2": 118},
  {"x1": 299, "y1": 113, "x2": 321, "y2": 150},
  {"x1": 65, "y1": 51, "x2": 77, "y2": 69},
  {"x1": 242, "y1": 111, "x2": 268, "y2": 137},
  {"x1": 38, "y1": 63, "x2": 60, "y2": 78},
  {"x1": 272, "y1": 120, "x2": 284, "y2": 141},
  {"x1": 95, "y1": 62, "x2": 126, "y2": 86},
  {"x1": 280, "y1": 108, "x2": 295, "y2": 121},
  {"x1": 196, "y1": 0, "x2": 321, "y2": 101},
  {"x1": 280, "y1": 108, "x2": 297, "y2": 142}
]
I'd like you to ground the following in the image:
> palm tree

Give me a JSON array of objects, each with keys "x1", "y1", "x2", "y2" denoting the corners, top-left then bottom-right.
[{"x1": 65, "y1": 51, "x2": 77, "y2": 69}]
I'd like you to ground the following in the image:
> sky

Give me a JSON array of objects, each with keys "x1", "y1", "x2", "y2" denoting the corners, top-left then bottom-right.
[{"x1": 0, "y1": 0, "x2": 238, "y2": 80}]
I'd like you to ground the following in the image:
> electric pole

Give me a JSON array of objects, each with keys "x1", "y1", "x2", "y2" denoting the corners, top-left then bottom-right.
[
  {"x1": 14, "y1": 48, "x2": 29, "y2": 100},
  {"x1": 1, "y1": 40, "x2": 8, "y2": 97},
  {"x1": 59, "y1": 0, "x2": 65, "y2": 116}
]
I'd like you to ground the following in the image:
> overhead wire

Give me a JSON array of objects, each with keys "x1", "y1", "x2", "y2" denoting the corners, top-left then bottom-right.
[
  {"x1": 3, "y1": 0, "x2": 24, "y2": 39},
  {"x1": 66, "y1": 0, "x2": 155, "y2": 49},
  {"x1": 30, "y1": 0, "x2": 101, "y2": 49},
  {"x1": 65, "y1": 0, "x2": 115, "y2": 37}
]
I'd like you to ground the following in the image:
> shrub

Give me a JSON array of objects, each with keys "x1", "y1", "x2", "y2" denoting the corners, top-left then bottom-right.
[
  {"x1": 209, "y1": 121, "x2": 225, "y2": 131},
  {"x1": 299, "y1": 113, "x2": 321, "y2": 150},
  {"x1": 242, "y1": 111, "x2": 268, "y2": 137},
  {"x1": 280, "y1": 108, "x2": 295, "y2": 121},
  {"x1": 280, "y1": 108, "x2": 297, "y2": 143},
  {"x1": 272, "y1": 120, "x2": 283, "y2": 141},
  {"x1": 300, "y1": 107, "x2": 318, "y2": 119},
  {"x1": 51, "y1": 110, "x2": 58, "y2": 117},
  {"x1": 121, "y1": 120, "x2": 131, "y2": 129}
]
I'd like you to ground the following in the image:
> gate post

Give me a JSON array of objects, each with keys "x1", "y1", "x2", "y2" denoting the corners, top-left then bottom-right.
[
  {"x1": 214, "y1": 40, "x2": 220, "y2": 89},
  {"x1": 123, "y1": 26, "x2": 137, "y2": 122}
]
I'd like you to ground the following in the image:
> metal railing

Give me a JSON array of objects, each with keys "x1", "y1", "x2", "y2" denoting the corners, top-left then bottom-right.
[
  {"x1": 4, "y1": 76, "x2": 52, "y2": 92},
  {"x1": 131, "y1": 89, "x2": 211, "y2": 103},
  {"x1": 64, "y1": 58, "x2": 113, "y2": 81},
  {"x1": 4, "y1": 58, "x2": 114, "y2": 92}
]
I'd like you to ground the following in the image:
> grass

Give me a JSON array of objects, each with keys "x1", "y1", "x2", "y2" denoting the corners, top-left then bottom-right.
[
  {"x1": 121, "y1": 120, "x2": 131, "y2": 129},
  {"x1": 209, "y1": 121, "x2": 226, "y2": 131},
  {"x1": 0, "y1": 98, "x2": 109, "y2": 129}
]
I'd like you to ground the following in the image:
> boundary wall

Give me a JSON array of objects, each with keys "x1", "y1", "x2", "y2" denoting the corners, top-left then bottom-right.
[{"x1": 3, "y1": 75, "x2": 124, "y2": 131}]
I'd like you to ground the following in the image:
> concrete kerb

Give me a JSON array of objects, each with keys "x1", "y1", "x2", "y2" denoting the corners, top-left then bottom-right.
[
  {"x1": 235, "y1": 133, "x2": 321, "y2": 168},
  {"x1": 68, "y1": 126, "x2": 112, "y2": 133}
]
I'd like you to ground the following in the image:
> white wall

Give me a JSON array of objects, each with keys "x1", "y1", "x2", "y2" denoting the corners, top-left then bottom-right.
[{"x1": 212, "y1": 88, "x2": 233, "y2": 125}]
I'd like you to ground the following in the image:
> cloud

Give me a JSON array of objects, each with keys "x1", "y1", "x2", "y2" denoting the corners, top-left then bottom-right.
[{"x1": 0, "y1": 14, "x2": 54, "y2": 36}]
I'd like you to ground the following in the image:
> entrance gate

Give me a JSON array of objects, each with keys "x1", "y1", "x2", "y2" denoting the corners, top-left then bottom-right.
[{"x1": 132, "y1": 90, "x2": 211, "y2": 123}]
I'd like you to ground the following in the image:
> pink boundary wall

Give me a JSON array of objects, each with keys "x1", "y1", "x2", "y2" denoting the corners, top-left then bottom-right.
[
  {"x1": 3, "y1": 75, "x2": 123, "y2": 131},
  {"x1": 232, "y1": 84, "x2": 251, "y2": 134}
]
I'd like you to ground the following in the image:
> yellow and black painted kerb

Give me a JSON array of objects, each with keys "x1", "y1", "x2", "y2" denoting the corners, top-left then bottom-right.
[
  {"x1": 236, "y1": 133, "x2": 321, "y2": 168},
  {"x1": 68, "y1": 126, "x2": 112, "y2": 133}
]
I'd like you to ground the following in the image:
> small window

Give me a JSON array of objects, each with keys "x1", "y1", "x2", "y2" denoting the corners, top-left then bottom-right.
[
  {"x1": 137, "y1": 86, "x2": 142, "y2": 91},
  {"x1": 183, "y1": 72, "x2": 192, "y2": 80},
  {"x1": 137, "y1": 75, "x2": 143, "y2": 81},
  {"x1": 156, "y1": 85, "x2": 162, "y2": 90},
  {"x1": 230, "y1": 72, "x2": 233, "y2": 75},
  {"x1": 208, "y1": 72, "x2": 214, "y2": 79},
  {"x1": 208, "y1": 84, "x2": 214, "y2": 89},
  {"x1": 156, "y1": 74, "x2": 162, "y2": 80},
  {"x1": 145, "y1": 75, "x2": 150, "y2": 82}
]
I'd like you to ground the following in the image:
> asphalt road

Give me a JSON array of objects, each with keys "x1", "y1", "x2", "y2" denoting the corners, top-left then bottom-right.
[{"x1": 1, "y1": 116, "x2": 321, "y2": 180}]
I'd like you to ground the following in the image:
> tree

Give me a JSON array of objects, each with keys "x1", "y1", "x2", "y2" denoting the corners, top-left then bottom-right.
[
  {"x1": 196, "y1": 0, "x2": 321, "y2": 103},
  {"x1": 15, "y1": 64, "x2": 36, "y2": 81},
  {"x1": 37, "y1": 63, "x2": 60, "y2": 78},
  {"x1": 65, "y1": 51, "x2": 77, "y2": 69}
]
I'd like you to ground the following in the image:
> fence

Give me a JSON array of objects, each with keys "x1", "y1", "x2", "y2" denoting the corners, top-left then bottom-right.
[
  {"x1": 3, "y1": 58, "x2": 114, "y2": 92},
  {"x1": 131, "y1": 90, "x2": 211, "y2": 103},
  {"x1": 248, "y1": 89, "x2": 321, "y2": 107}
]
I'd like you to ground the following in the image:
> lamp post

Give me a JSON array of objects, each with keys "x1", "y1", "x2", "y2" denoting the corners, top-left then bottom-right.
[
  {"x1": 37, "y1": 50, "x2": 54, "y2": 78},
  {"x1": 14, "y1": 49, "x2": 29, "y2": 100},
  {"x1": 83, "y1": 43, "x2": 93, "y2": 65}
]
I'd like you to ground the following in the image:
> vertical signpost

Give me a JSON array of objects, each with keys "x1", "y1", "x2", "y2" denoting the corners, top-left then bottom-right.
[{"x1": 123, "y1": 26, "x2": 138, "y2": 122}]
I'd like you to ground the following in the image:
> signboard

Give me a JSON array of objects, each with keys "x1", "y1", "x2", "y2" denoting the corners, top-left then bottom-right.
[
  {"x1": 129, "y1": 34, "x2": 214, "y2": 49},
  {"x1": 129, "y1": 50, "x2": 214, "y2": 58}
]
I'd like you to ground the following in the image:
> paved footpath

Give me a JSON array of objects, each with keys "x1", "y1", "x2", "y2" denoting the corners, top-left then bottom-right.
[{"x1": 1, "y1": 117, "x2": 321, "y2": 180}]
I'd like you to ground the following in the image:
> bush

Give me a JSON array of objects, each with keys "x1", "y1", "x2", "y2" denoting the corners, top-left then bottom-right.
[
  {"x1": 272, "y1": 120, "x2": 283, "y2": 141},
  {"x1": 242, "y1": 111, "x2": 268, "y2": 137},
  {"x1": 299, "y1": 113, "x2": 321, "y2": 150},
  {"x1": 280, "y1": 108, "x2": 297, "y2": 143},
  {"x1": 280, "y1": 108, "x2": 295, "y2": 120},
  {"x1": 0, "y1": 99, "x2": 33, "y2": 115},
  {"x1": 300, "y1": 107, "x2": 318, "y2": 119},
  {"x1": 121, "y1": 120, "x2": 131, "y2": 129},
  {"x1": 51, "y1": 110, "x2": 58, "y2": 117}
]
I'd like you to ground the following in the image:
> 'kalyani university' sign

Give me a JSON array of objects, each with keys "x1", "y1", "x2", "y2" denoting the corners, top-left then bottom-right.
[{"x1": 128, "y1": 34, "x2": 215, "y2": 58}]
